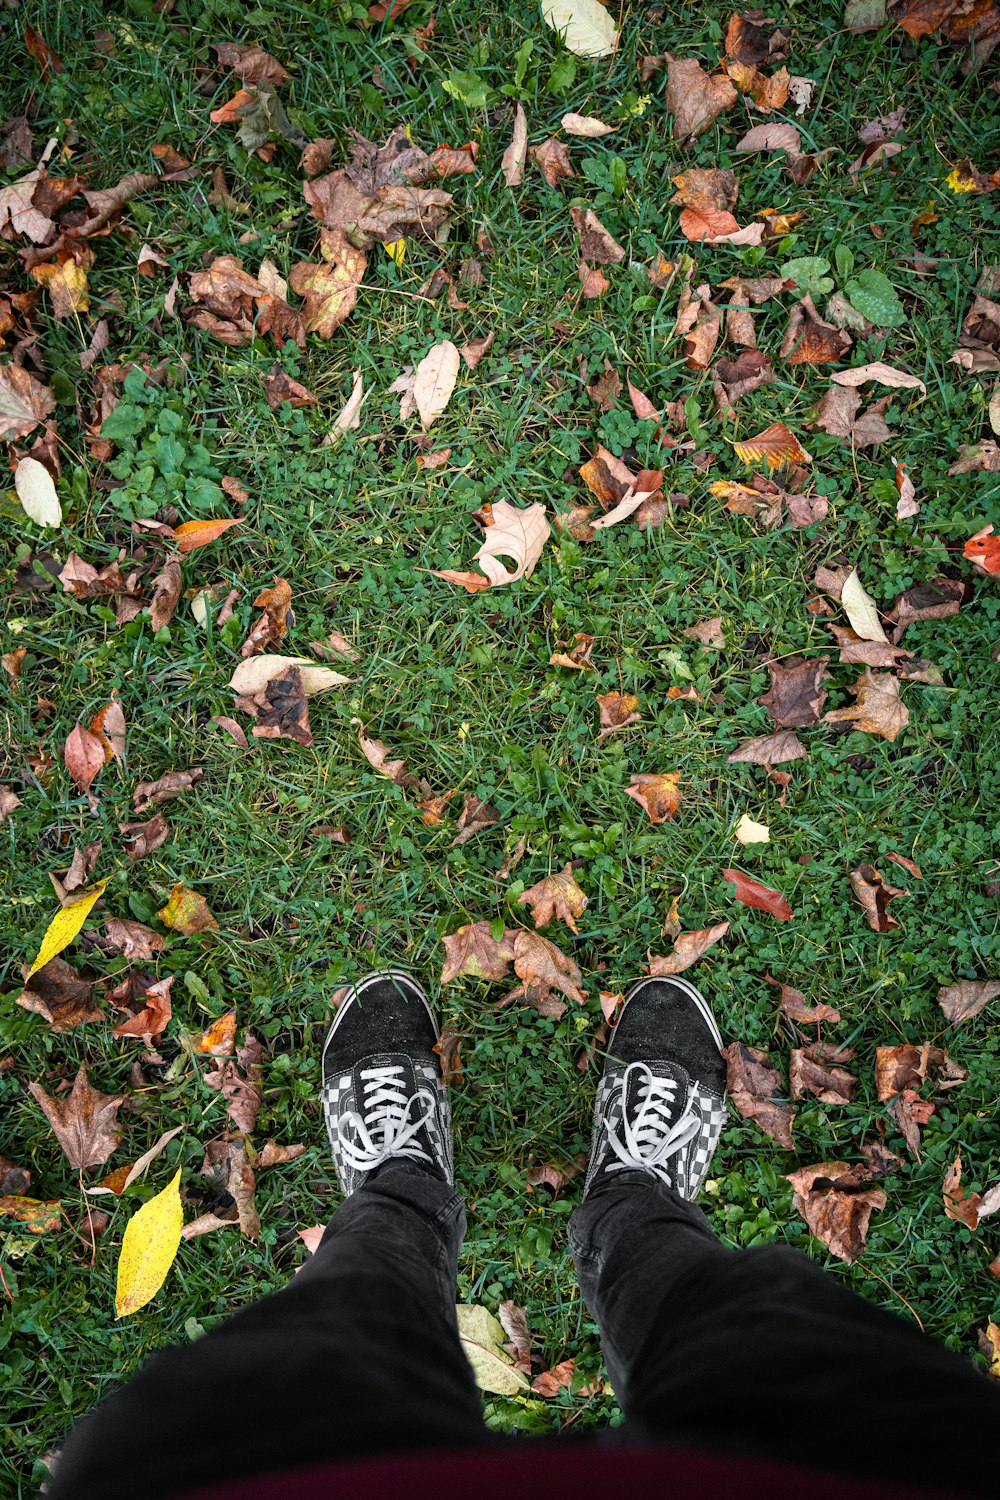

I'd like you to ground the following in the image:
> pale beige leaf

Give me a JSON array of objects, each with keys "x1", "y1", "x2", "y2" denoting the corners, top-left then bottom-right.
[
  {"x1": 590, "y1": 486, "x2": 655, "y2": 531},
  {"x1": 413, "y1": 340, "x2": 460, "y2": 430},
  {"x1": 541, "y1": 0, "x2": 618, "y2": 57},
  {"x1": 989, "y1": 380, "x2": 1000, "y2": 436},
  {"x1": 735, "y1": 122, "x2": 801, "y2": 153},
  {"x1": 326, "y1": 369, "x2": 365, "y2": 445},
  {"x1": 456, "y1": 1304, "x2": 529, "y2": 1394},
  {"x1": 229, "y1": 655, "x2": 351, "y2": 697},
  {"x1": 561, "y1": 112, "x2": 616, "y2": 137},
  {"x1": 501, "y1": 104, "x2": 528, "y2": 187},
  {"x1": 735, "y1": 814, "x2": 770, "y2": 844},
  {"x1": 841, "y1": 568, "x2": 887, "y2": 643},
  {"x1": 14, "y1": 456, "x2": 61, "y2": 528},
  {"x1": 830, "y1": 362, "x2": 926, "y2": 394},
  {"x1": 474, "y1": 500, "x2": 550, "y2": 586}
]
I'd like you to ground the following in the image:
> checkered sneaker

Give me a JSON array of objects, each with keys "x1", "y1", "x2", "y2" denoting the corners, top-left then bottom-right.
[
  {"x1": 322, "y1": 1052, "x2": 452, "y2": 1197},
  {"x1": 584, "y1": 1059, "x2": 726, "y2": 1200}
]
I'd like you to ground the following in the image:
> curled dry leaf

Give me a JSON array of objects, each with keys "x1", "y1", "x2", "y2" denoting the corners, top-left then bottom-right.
[
  {"x1": 205, "y1": 1033, "x2": 265, "y2": 1135},
  {"x1": 450, "y1": 794, "x2": 500, "y2": 847},
  {"x1": 562, "y1": 112, "x2": 616, "y2": 137},
  {"x1": 757, "y1": 657, "x2": 830, "y2": 728},
  {"x1": 230, "y1": 655, "x2": 350, "y2": 697},
  {"x1": 722, "y1": 869, "x2": 793, "y2": 921},
  {"x1": 433, "y1": 1028, "x2": 464, "y2": 1087},
  {"x1": 119, "y1": 812, "x2": 170, "y2": 860},
  {"x1": 102, "y1": 918, "x2": 164, "y2": 962},
  {"x1": 849, "y1": 863, "x2": 906, "y2": 932},
  {"x1": 727, "y1": 731, "x2": 808, "y2": 766},
  {"x1": 498, "y1": 1301, "x2": 533, "y2": 1373},
  {"x1": 943, "y1": 1154, "x2": 982, "y2": 1230},
  {"x1": 875, "y1": 1042, "x2": 967, "y2": 1102},
  {"x1": 571, "y1": 207, "x2": 625, "y2": 265},
  {"x1": 666, "y1": 56, "x2": 738, "y2": 140},
  {"x1": 28, "y1": 1066, "x2": 124, "y2": 1169},
  {"x1": 596, "y1": 691, "x2": 642, "y2": 740},
  {"x1": 441, "y1": 922, "x2": 516, "y2": 984},
  {"x1": 473, "y1": 500, "x2": 550, "y2": 586},
  {"x1": 530, "y1": 137, "x2": 575, "y2": 188},
  {"x1": 785, "y1": 1162, "x2": 886, "y2": 1263},
  {"x1": 888, "y1": 1089, "x2": 935, "y2": 1163},
  {"x1": 789, "y1": 1044, "x2": 858, "y2": 1103},
  {"x1": 723, "y1": 1041, "x2": 794, "y2": 1147},
  {"x1": 938, "y1": 979, "x2": 1000, "y2": 1026},
  {"x1": 767, "y1": 975, "x2": 841, "y2": 1026},
  {"x1": 510, "y1": 929, "x2": 587, "y2": 1007},
  {"x1": 501, "y1": 103, "x2": 527, "y2": 187},
  {"x1": 518, "y1": 864, "x2": 587, "y2": 934},
  {"x1": 647, "y1": 922, "x2": 729, "y2": 975},
  {"x1": 134, "y1": 767, "x2": 203, "y2": 810},
  {"x1": 113, "y1": 976, "x2": 174, "y2": 1046},
  {"x1": 824, "y1": 670, "x2": 908, "y2": 743},
  {"x1": 626, "y1": 772, "x2": 681, "y2": 824}
]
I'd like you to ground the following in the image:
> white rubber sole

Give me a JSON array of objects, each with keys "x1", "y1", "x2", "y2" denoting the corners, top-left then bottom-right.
[{"x1": 617, "y1": 973, "x2": 724, "y2": 1053}]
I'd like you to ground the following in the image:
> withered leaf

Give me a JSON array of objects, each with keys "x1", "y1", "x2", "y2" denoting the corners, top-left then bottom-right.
[
  {"x1": 723, "y1": 1041, "x2": 794, "y2": 1147},
  {"x1": 875, "y1": 1042, "x2": 967, "y2": 1101},
  {"x1": 450, "y1": 794, "x2": 500, "y2": 846},
  {"x1": 530, "y1": 137, "x2": 574, "y2": 188},
  {"x1": 785, "y1": 1162, "x2": 886, "y2": 1263},
  {"x1": 888, "y1": 1089, "x2": 934, "y2": 1163},
  {"x1": 647, "y1": 922, "x2": 729, "y2": 975},
  {"x1": 825, "y1": 670, "x2": 908, "y2": 742},
  {"x1": 133, "y1": 767, "x2": 203, "y2": 811},
  {"x1": 252, "y1": 664, "x2": 312, "y2": 747},
  {"x1": 441, "y1": 921, "x2": 516, "y2": 984},
  {"x1": 849, "y1": 864, "x2": 906, "y2": 932},
  {"x1": 433, "y1": 1027, "x2": 464, "y2": 1086},
  {"x1": 887, "y1": 578, "x2": 966, "y2": 639},
  {"x1": 758, "y1": 657, "x2": 830, "y2": 728},
  {"x1": 666, "y1": 56, "x2": 738, "y2": 140},
  {"x1": 18, "y1": 958, "x2": 102, "y2": 1031},
  {"x1": 205, "y1": 1033, "x2": 265, "y2": 1134},
  {"x1": 766, "y1": 975, "x2": 841, "y2": 1026},
  {"x1": 212, "y1": 42, "x2": 289, "y2": 86},
  {"x1": 727, "y1": 730, "x2": 807, "y2": 765},
  {"x1": 789, "y1": 1044, "x2": 858, "y2": 1103},
  {"x1": 159, "y1": 883, "x2": 218, "y2": 935},
  {"x1": 510, "y1": 930, "x2": 587, "y2": 1007},
  {"x1": 112, "y1": 976, "x2": 173, "y2": 1045},
  {"x1": 64, "y1": 724, "x2": 105, "y2": 798},
  {"x1": 938, "y1": 979, "x2": 1000, "y2": 1026},
  {"x1": 193, "y1": 1011, "x2": 237, "y2": 1056},
  {"x1": 358, "y1": 727, "x2": 418, "y2": 788},
  {"x1": 781, "y1": 294, "x2": 852, "y2": 365},
  {"x1": 28, "y1": 1066, "x2": 124, "y2": 1169},
  {"x1": 498, "y1": 1301, "x2": 533, "y2": 1373},
  {"x1": 723, "y1": 869, "x2": 793, "y2": 920},
  {"x1": 518, "y1": 864, "x2": 588, "y2": 934},
  {"x1": 943, "y1": 1154, "x2": 981, "y2": 1230},
  {"x1": 149, "y1": 559, "x2": 182, "y2": 632},
  {"x1": 101, "y1": 918, "x2": 164, "y2": 962},
  {"x1": 626, "y1": 772, "x2": 681, "y2": 824},
  {"x1": 119, "y1": 812, "x2": 170, "y2": 860},
  {"x1": 201, "y1": 1135, "x2": 260, "y2": 1240},
  {"x1": 532, "y1": 1360, "x2": 576, "y2": 1397},
  {"x1": 596, "y1": 691, "x2": 642, "y2": 740},
  {"x1": 571, "y1": 207, "x2": 625, "y2": 265}
]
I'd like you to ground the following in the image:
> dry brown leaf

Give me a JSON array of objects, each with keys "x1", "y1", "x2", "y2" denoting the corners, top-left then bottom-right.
[
  {"x1": 18, "y1": 958, "x2": 103, "y2": 1031},
  {"x1": 830, "y1": 362, "x2": 926, "y2": 394},
  {"x1": 112, "y1": 975, "x2": 174, "y2": 1045},
  {"x1": 441, "y1": 922, "x2": 516, "y2": 984},
  {"x1": 736, "y1": 122, "x2": 801, "y2": 153},
  {"x1": 530, "y1": 137, "x2": 574, "y2": 187},
  {"x1": 824, "y1": 669, "x2": 908, "y2": 742},
  {"x1": 785, "y1": 1162, "x2": 886, "y2": 1262},
  {"x1": 149, "y1": 559, "x2": 182, "y2": 631},
  {"x1": 943, "y1": 1154, "x2": 981, "y2": 1230},
  {"x1": 357, "y1": 727, "x2": 418, "y2": 788},
  {"x1": 549, "y1": 632, "x2": 595, "y2": 670},
  {"x1": 134, "y1": 767, "x2": 203, "y2": 811},
  {"x1": 119, "y1": 813, "x2": 170, "y2": 860},
  {"x1": 450, "y1": 794, "x2": 500, "y2": 847},
  {"x1": 758, "y1": 657, "x2": 830, "y2": 728},
  {"x1": 101, "y1": 918, "x2": 164, "y2": 962},
  {"x1": 666, "y1": 56, "x2": 738, "y2": 140},
  {"x1": 251, "y1": 665, "x2": 312, "y2": 746},
  {"x1": 596, "y1": 691, "x2": 642, "y2": 740},
  {"x1": 205, "y1": 1033, "x2": 265, "y2": 1135},
  {"x1": 849, "y1": 863, "x2": 906, "y2": 932},
  {"x1": 766, "y1": 975, "x2": 841, "y2": 1026},
  {"x1": 502, "y1": 103, "x2": 528, "y2": 187},
  {"x1": 876, "y1": 1042, "x2": 967, "y2": 1102},
  {"x1": 498, "y1": 1301, "x2": 533, "y2": 1373},
  {"x1": 510, "y1": 930, "x2": 587, "y2": 1006},
  {"x1": 64, "y1": 724, "x2": 104, "y2": 798},
  {"x1": 571, "y1": 207, "x2": 625, "y2": 265},
  {"x1": 212, "y1": 42, "x2": 289, "y2": 86},
  {"x1": 625, "y1": 772, "x2": 681, "y2": 824},
  {"x1": 518, "y1": 864, "x2": 587, "y2": 934},
  {"x1": 714, "y1": 349, "x2": 777, "y2": 408},
  {"x1": 723, "y1": 1041, "x2": 794, "y2": 1147},
  {"x1": 938, "y1": 979, "x2": 1000, "y2": 1026},
  {"x1": 532, "y1": 1359, "x2": 576, "y2": 1397},
  {"x1": 28, "y1": 1066, "x2": 124, "y2": 1169},
  {"x1": 647, "y1": 922, "x2": 729, "y2": 975},
  {"x1": 781, "y1": 295, "x2": 852, "y2": 365},
  {"x1": 789, "y1": 1044, "x2": 858, "y2": 1103}
]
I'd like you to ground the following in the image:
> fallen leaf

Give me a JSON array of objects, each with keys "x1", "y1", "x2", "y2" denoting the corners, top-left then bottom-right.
[
  {"x1": 456, "y1": 1303, "x2": 529, "y2": 1394},
  {"x1": 736, "y1": 122, "x2": 801, "y2": 153},
  {"x1": 64, "y1": 724, "x2": 105, "y2": 798},
  {"x1": 758, "y1": 657, "x2": 830, "y2": 727},
  {"x1": 498, "y1": 1301, "x2": 533, "y2": 1373},
  {"x1": 230, "y1": 655, "x2": 350, "y2": 697},
  {"x1": 626, "y1": 772, "x2": 681, "y2": 824},
  {"x1": 200, "y1": 1136, "x2": 259, "y2": 1239},
  {"x1": 785, "y1": 1162, "x2": 886, "y2": 1262},
  {"x1": 714, "y1": 351, "x2": 776, "y2": 409},
  {"x1": 723, "y1": 1041, "x2": 794, "y2": 1147},
  {"x1": 25, "y1": 25, "x2": 64, "y2": 79},
  {"x1": 263, "y1": 368, "x2": 317, "y2": 410},
  {"x1": 115, "y1": 1168, "x2": 183, "y2": 1318},
  {"x1": 722, "y1": 869, "x2": 793, "y2": 920},
  {"x1": 193, "y1": 1011, "x2": 238, "y2": 1056},
  {"x1": 767, "y1": 975, "x2": 842, "y2": 1026},
  {"x1": 841, "y1": 569, "x2": 887, "y2": 643},
  {"x1": 789, "y1": 1044, "x2": 858, "y2": 1103},
  {"x1": 964, "y1": 524, "x2": 1000, "y2": 572},
  {"x1": 943, "y1": 1154, "x2": 981, "y2": 1230},
  {"x1": 241, "y1": 578, "x2": 294, "y2": 658},
  {"x1": 288, "y1": 231, "x2": 366, "y2": 338},
  {"x1": 526, "y1": 1158, "x2": 585, "y2": 1192},
  {"x1": 683, "y1": 617, "x2": 726, "y2": 650},
  {"x1": 450, "y1": 794, "x2": 500, "y2": 846},
  {"x1": 148, "y1": 559, "x2": 182, "y2": 632},
  {"x1": 733, "y1": 422, "x2": 811, "y2": 468},
  {"x1": 830, "y1": 362, "x2": 926, "y2": 393},
  {"x1": 0, "y1": 1197, "x2": 61, "y2": 1233},
  {"x1": 571, "y1": 207, "x2": 625, "y2": 265},
  {"x1": 412, "y1": 340, "x2": 460, "y2": 429},
  {"x1": 875, "y1": 1042, "x2": 967, "y2": 1102},
  {"x1": 501, "y1": 103, "x2": 528, "y2": 187},
  {"x1": 596, "y1": 691, "x2": 642, "y2": 740},
  {"x1": 205, "y1": 1033, "x2": 265, "y2": 1134},
  {"x1": 460, "y1": 333, "x2": 494, "y2": 370},
  {"x1": 647, "y1": 922, "x2": 729, "y2": 975},
  {"x1": 824, "y1": 670, "x2": 908, "y2": 742},
  {"x1": 417, "y1": 788, "x2": 457, "y2": 825},
  {"x1": 90, "y1": 701, "x2": 126, "y2": 768},
  {"x1": 134, "y1": 767, "x2": 203, "y2": 810},
  {"x1": 586, "y1": 357, "x2": 622, "y2": 412},
  {"x1": 28, "y1": 1066, "x2": 124, "y2": 1169},
  {"x1": 781, "y1": 295, "x2": 852, "y2": 365},
  {"x1": 533, "y1": 1359, "x2": 576, "y2": 1397},
  {"x1": 530, "y1": 137, "x2": 575, "y2": 188},
  {"x1": 14, "y1": 455, "x2": 61, "y2": 528},
  {"x1": 173, "y1": 518, "x2": 243, "y2": 553},
  {"x1": 549, "y1": 632, "x2": 595, "y2": 669},
  {"x1": 441, "y1": 922, "x2": 516, "y2": 984},
  {"x1": 473, "y1": 500, "x2": 550, "y2": 586},
  {"x1": 212, "y1": 715, "x2": 249, "y2": 749},
  {"x1": 101, "y1": 918, "x2": 164, "y2": 962},
  {"x1": 0, "y1": 785, "x2": 22, "y2": 824},
  {"x1": 938, "y1": 979, "x2": 1000, "y2": 1026},
  {"x1": 119, "y1": 813, "x2": 170, "y2": 860},
  {"x1": 159, "y1": 883, "x2": 218, "y2": 935},
  {"x1": 849, "y1": 863, "x2": 906, "y2": 931},
  {"x1": 510, "y1": 930, "x2": 587, "y2": 1006},
  {"x1": 888, "y1": 1089, "x2": 935, "y2": 1162},
  {"x1": 432, "y1": 1028, "x2": 464, "y2": 1087},
  {"x1": 562, "y1": 112, "x2": 616, "y2": 137},
  {"x1": 18, "y1": 957, "x2": 103, "y2": 1031},
  {"x1": 540, "y1": 0, "x2": 618, "y2": 57},
  {"x1": 26, "y1": 879, "x2": 108, "y2": 980},
  {"x1": 518, "y1": 864, "x2": 587, "y2": 934},
  {"x1": 113, "y1": 976, "x2": 174, "y2": 1046},
  {"x1": 357, "y1": 726, "x2": 418, "y2": 788},
  {"x1": 666, "y1": 56, "x2": 738, "y2": 140},
  {"x1": 212, "y1": 41, "x2": 289, "y2": 86},
  {"x1": 888, "y1": 578, "x2": 966, "y2": 638},
  {"x1": 735, "y1": 814, "x2": 770, "y2": 844}
]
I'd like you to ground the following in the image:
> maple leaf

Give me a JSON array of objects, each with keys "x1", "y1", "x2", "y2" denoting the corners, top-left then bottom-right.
[
  {"x1": 205, "y1": 1033, "x2": 265, "y2": 1134},
  {"x1": 757, "y1": 657, "x2": 830, "y2": 727},
  {"x1": 18, "y1": 958, "x2": 102, "y2": 1031},
  {"x1": 28, "y1": 1066, "x2": 125, "y2": 1169},
  {"x1": 824, "y1": 669, "x2": 908, "y2": 742},
  {"x1": 441, "y1": 922, "x2": 516, "y2": 984},
  {"x1": 723, "y1": 1041, "x2": 794, "y2": 1147},
  {"x1": 509, "y1": 930, "x2": 587, "y2": 1007},
  {"x1": 626, "y1": 772, "x2": 681, "y2": 824},
  {"x1": 0, "y1": 362, "x2": 56, "y2": 442},
  {"x1": 785, "y1": 1162, "x2": 886, "y2": 1263},
  {"x1": 647, "y1": 922, "x2": 729, "y2": 975},
  {"x1": 518, "y1": 864, "x2": 588, "y2": 934}
]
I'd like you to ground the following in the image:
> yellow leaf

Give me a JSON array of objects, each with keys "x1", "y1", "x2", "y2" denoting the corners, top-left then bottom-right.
[
  {"x1": 456, "y1": 1304, "x2": 529, "y2": 1394},
  {"x1": 115, "y1": 1168, "x2": 184, "y2": 1318},
  {"x1": 159, "y1": 883, "x2": 218, "y2": 935},
  {"x1": 946, "y1": 167, "x2": 979, "y2": 194},
  {"x1": 384, "y1": 239, "x2": 406, "y2": 266},
  {"x1": 26, "y1": 879, "x2": 108, "y2": 979}
]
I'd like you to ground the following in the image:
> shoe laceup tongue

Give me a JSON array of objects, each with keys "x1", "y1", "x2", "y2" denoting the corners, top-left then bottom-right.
[
  {"x1": 607, "y1": 1060, "x2": 701, "y2": 1184},
  {"x1": 339, "y1": 1057, "x2": 436, "y2": 1173}
]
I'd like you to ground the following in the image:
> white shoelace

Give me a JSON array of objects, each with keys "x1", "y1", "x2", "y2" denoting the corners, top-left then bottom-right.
[
  {"x1": 338, "y1": 1064, "x2": 437, "y2": 1173},
  {"x1": 604, "y1": 1062, "x2": 701, "y2": 1184}
]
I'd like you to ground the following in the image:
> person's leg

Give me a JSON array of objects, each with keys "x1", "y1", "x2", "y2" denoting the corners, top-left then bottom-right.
[
  {"x1": 48, "y1": 972, "x2": 486, "y2": 1500},
  {"x1": 570, "y1": 976, "x2": 1000, "y2": 1497}
]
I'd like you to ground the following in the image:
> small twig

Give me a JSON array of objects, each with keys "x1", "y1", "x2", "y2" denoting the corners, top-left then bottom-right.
[{"x1": 858, "y1": 1260, "x2": 924, "y2": 1330}]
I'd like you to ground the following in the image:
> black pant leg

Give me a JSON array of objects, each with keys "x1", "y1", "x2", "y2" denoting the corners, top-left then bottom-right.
[
  {"x1": 48, "y1": 1166, "x2": 486, "y2": 1500},
  {"x1": 569, "y1": 1174, "x2": 1000, "y2": 1496}
]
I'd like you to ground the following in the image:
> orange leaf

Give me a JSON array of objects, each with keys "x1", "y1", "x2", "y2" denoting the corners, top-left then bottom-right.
[
  {"x1": 678, "y1": 207, "x2": 741, "y2": 242},
  {"x1": 965, "y1": 525, "x2": 1000, "y2": 574},
  {"x1": 733, "y1": 422, "x2": 811, "y2": 469},
  {"x1": 209, "y1": 88, "x2": 256, "y2": 124},
  {"x1": 723, "y1": 868, "x2": 793, "y2": 920},
  {"x1": 173, "y1": 518, "x2": 243, "y2": 553}
]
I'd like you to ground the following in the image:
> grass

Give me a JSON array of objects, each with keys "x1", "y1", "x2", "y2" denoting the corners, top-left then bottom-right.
[{"x1": 2, "y1": 0, "x2": 1000, "y2": 1485}]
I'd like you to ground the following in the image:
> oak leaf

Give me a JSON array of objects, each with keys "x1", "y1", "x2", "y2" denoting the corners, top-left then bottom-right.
[
  {"x1": 28, "y1": 1066, "x2": 124, "y2": 1169},
  {"x1": 518, "y1": 864, "x2": 587, "y2": 934},
  {"x1": 473, "y1": 500, "x2": 550, "y2": 586}
]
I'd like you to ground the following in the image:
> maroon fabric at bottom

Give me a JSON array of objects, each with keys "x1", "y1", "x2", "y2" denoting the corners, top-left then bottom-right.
[{"x1": 171, "y1": 1444, "x2": 965, "y2": 1500}]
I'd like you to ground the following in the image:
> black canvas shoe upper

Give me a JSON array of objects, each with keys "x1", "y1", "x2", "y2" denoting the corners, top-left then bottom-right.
[
  {"x1": 321, "y1": 970, "x2": 453, "y2": 1196},
  {"x1": 584, "y1": 975, "x2": 727, "y2": 1200}
]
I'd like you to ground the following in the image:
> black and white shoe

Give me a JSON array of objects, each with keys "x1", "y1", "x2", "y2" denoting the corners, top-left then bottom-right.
[
  {"x1": 321, "y1": 970, "x2": 453, "y2": 1196},
  {"x1": 583, "y1": 976, "x2": 727, "y2": 1199}
]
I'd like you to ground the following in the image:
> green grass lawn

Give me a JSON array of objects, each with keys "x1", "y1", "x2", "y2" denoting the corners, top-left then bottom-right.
[{"x1": 2, "y1": 0, "x2": 1000, "y2": 1488}]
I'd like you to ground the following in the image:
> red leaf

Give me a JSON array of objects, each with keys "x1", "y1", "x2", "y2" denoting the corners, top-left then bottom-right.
[{"x1": 722, "y1": 868, "x2": 793, "y2": 920}]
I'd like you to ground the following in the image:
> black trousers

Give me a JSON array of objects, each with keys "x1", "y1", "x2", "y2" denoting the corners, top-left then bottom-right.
[{"x1": 48, "y1": 1167, "x2": 1000, "y2": 1499}]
